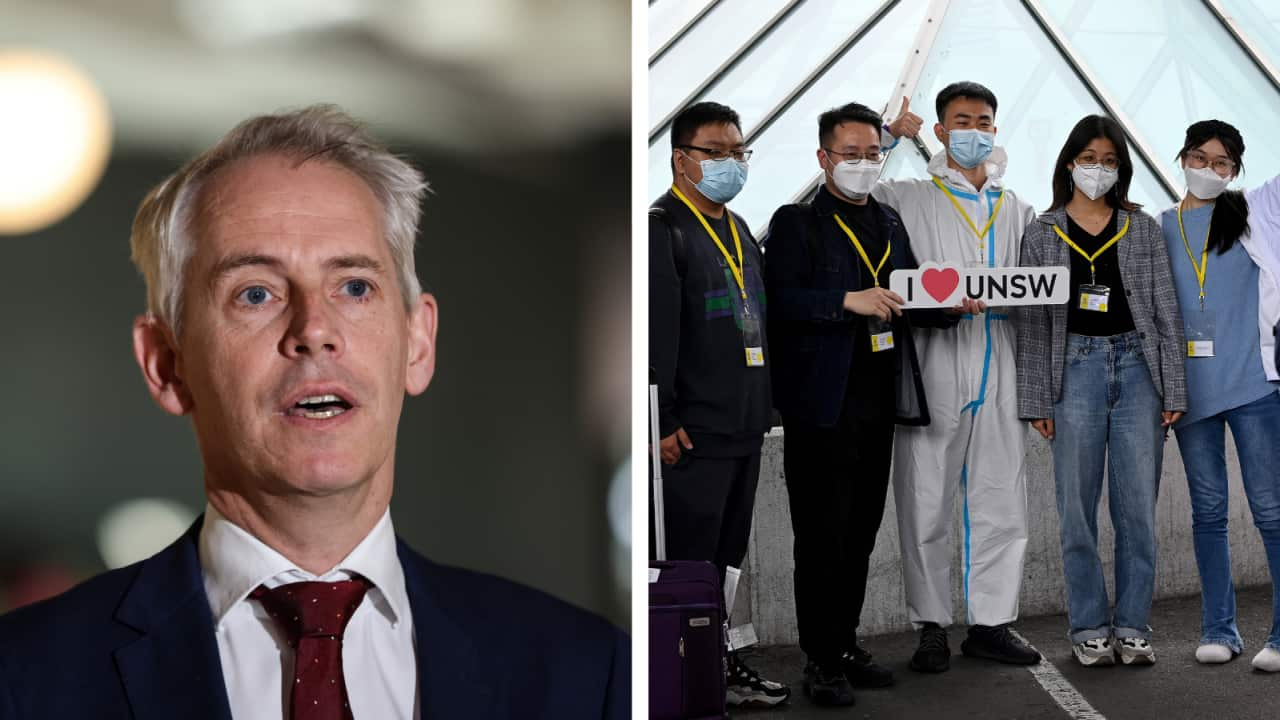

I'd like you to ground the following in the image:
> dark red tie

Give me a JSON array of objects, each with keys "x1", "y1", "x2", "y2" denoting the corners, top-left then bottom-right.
[{"x1": 251, "y1": 578, "x2": 371, "y2": 720}]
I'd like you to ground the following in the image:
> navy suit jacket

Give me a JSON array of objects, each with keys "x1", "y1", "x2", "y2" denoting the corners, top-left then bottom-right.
[{"x1": 0, "y1": 519, "x2": 629, "y2": 719}]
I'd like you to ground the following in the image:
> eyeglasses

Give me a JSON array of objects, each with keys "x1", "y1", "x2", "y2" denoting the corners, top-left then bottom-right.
[
  {"x1": 678, "y1": 144, "x2": 753, "y2": 162},
  {"x1": 1184, "y1": 150, "x2": 1237, "y2": 175},
  {"x1": 824, "y1": 148, "x2": 882, "y2": 164},
  {"x1": 1075, "y1": 154, "x2": 1120, "y2": 171}
]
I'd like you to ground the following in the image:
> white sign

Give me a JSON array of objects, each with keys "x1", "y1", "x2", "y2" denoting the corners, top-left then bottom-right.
[{"x1": 888, "y1": 263, "x2": 1070, "y2": 308}]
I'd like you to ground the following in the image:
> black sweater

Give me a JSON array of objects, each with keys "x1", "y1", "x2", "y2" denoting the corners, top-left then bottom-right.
[{"x1": 649, "y1": 190, "x2": 772, "y2": 456}]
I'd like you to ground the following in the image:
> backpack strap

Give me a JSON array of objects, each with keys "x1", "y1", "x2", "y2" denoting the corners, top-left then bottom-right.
[{"x1": 649, "y1": 206, "x2": 687, "y2": 277}]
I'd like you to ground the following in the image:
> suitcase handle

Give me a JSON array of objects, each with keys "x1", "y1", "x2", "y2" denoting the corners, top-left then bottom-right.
[{"x1": 650, "y1": 384, "x2": 667, "y2": 561}]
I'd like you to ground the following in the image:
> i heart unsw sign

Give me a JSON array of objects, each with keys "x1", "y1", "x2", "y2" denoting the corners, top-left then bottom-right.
[{"x1": 888, "y1": 263, "x2": 1071, "y2": 308}]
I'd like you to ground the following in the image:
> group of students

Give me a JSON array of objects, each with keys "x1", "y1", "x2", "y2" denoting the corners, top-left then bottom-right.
[{"x1": 649, "y1": 79, "x2": 1280, "y2": 711}]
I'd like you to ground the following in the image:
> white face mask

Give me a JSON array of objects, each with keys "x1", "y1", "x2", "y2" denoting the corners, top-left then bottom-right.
[
  {"x1": 1184, "y1": 165, "x2": 1231, "y2": 200},
  {"x1": 828, "y1": 157, "x2": 884, "y2": 200},
  {"x1": 1071, "y1": 164, "x2": 1118, "y2": 201}
]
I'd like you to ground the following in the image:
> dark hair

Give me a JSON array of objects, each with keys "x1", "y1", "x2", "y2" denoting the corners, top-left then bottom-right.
[
  {"x1": 818, "y1": 102, "x2": 883, "y2": 148},
  {"x1": 1048, "y1": 115, "x2": 1140, "y2": 212},
  {"x1": 1176, "y1": 119, "x2": 1249, "y2": 255},
  {"x1": 669, "y1": 101, "x2": 742, "y2": 174},
  {"x1": 935, "y1": 81, "x2": 998, "y2": 122}
]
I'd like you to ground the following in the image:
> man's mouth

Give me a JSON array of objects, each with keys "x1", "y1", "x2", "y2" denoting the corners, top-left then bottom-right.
[{"x1": 285, "y1": 394, "x2": 353, "y2": 419}]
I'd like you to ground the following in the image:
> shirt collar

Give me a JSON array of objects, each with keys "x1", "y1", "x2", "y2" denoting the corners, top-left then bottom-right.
[{"x1": 198, "y1": 503, "x2": 411, "y2": 630}]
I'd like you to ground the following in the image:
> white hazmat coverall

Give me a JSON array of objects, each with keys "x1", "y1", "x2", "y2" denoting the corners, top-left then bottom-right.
[{"x1": 872, "y1": 146, "x2": 1036, "y2": 628}]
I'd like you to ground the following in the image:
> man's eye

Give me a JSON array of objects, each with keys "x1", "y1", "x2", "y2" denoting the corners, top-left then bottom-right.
[
  {"x1": 238, "y1": 286, "x2": 274, "y2": 305},
  {"x1": 343, "y1": 279, "x2": 371, "y2": 298}
]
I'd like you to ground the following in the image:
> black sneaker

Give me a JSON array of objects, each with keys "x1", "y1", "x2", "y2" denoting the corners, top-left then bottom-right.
[
  {"x1": 841, "y1": 644, "x2": 894, "y2": 688},
  {"x1": 910, "y1": 622, "x2": 951, "y2": 673},
  {"x1": 961, "y1": 624, "x2": 1042, "y2": 665},
  {"x1": 726, "y1": 652, "x2": 791, "y2": 707},
  {"x1": 802, "y1": 660, "x2": 855, "y2": 707}
]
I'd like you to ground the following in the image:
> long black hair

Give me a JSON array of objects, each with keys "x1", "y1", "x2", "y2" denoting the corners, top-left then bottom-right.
[
  {"x1": 1176, "y1": 119, "x2": 1249, "y2": 255},
  {"x1": 1049, "y1": 115, "x2": 1140, "y2": 212}
]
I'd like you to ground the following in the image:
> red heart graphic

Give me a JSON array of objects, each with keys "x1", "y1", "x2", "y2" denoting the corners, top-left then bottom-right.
[{"x1": 922, "y1": 267, "x2": 960, "y2": 303}]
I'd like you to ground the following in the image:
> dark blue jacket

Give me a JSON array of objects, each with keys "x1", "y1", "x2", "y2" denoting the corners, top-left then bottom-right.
[
  {"x1": 0, "y1": 518, "x2": 629, "y2": 720},
  {"x1": 764, "y1": 186, "x2": 955, "y2": 428}
]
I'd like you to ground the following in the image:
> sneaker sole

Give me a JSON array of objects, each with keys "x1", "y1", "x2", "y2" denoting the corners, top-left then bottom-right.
[
  {"x1": 728, "y1": 688, "x2": 790, "y2": 707},
  {"x1": 1119, "y1": 653, "x2": 1155, "y2": 666},
  {"x1": 847, "y1": 673, "x2": 895, "y2": 688},
  {"x1": 801, "y1": 681, "x2": 854, "y2": 707},
  {"x1": 1074, "y1": 651, "x2": 1115, "y2": 667},
  {"x1": 908, "y1": 657, "x2": 950, "y2": 673}
]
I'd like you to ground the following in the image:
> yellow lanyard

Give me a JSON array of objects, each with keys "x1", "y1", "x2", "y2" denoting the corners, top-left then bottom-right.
[
  {"x1": 932, "y1": 177, "x2": 1006, "y2": 245},
  {"x1": 832, "y1": 213, "x2": 891, "y2": 287},
  {"x1": 671, "y1": 185, "x2": 747, "y2": 300},
  {"x1": 1177, "y1": 203, "x2": 1212, "y2": 308},
  {"x1": 1052, "y1": 215, "x2": 1130, "y2": 285}
]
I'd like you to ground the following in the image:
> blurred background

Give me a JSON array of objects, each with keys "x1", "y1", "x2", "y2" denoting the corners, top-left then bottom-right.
[{"x1": 0, "y1": 0, "x2": 631, "y2": 628}]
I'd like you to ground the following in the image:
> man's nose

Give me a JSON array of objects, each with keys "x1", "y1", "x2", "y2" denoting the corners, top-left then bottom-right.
[{"x1": 281, "y1": 291, "x2": 344, "y2": 358}]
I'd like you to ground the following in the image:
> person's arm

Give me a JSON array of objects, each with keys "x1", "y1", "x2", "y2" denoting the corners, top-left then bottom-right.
[
  {"x1": 763, "y1": 206, "x2": 853, "y2": 325},
  {"x1": 648, "y1": 212, "x2": 691, "y2": 461},
  {"x1": 1145, "y1": 214, "x2": 1188, "y2": 420},
  {"x1": 1013, "y1": 219, "x2": 1056, "y2": 434},
  {"x1": 870, "y1": 97, "x2": 924, "y2": 213}
]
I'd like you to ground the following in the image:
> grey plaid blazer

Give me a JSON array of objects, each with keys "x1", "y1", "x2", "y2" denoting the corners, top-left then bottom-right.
[{"x1": 1014, "y1": 207, "x2": 1188, "y2": 420}]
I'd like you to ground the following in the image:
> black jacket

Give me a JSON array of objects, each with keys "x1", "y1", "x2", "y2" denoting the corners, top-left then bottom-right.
[
  {"x1": 649, "y1": 190, "x2": 772, "y2": 456},
  {"x1": 763, "y1": 186, "x2": 955, "y2": 428}
]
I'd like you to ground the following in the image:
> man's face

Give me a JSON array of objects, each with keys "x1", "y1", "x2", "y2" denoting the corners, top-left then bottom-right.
[
  {"x1": 818, "y1": 121, "x2": 881, "y2": 171},
  {"x1": 673, "y1": 121, "x2": 746, "y2": 184},
  {"x1": 139, "y1": 154, "x2": 436, "y2": 498},
  {"x1": 934, "y1": 97, "x2": 996, "y2": 143}
]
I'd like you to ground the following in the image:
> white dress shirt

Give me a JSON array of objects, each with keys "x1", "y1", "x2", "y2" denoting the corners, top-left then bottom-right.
[{"x1": 199, "y1": 504, "x2": 419, "y2": 719}]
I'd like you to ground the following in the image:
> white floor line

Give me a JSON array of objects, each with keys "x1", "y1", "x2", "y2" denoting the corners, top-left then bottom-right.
[{"x1": 1009, "y1": 629, "x2": 1108, "y2": 720}]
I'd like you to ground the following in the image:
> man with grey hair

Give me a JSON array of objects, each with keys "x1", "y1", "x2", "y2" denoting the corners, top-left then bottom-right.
[{"x1": 0, "y1": 104, "x2": 629, "y2": 720}]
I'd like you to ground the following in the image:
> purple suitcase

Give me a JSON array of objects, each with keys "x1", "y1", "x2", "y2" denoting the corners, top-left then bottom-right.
[{"x1": 649, "y1": 385, "x2": 728, "y2": 720}]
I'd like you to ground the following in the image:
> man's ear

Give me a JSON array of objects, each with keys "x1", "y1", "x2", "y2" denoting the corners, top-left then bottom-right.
[
  {"x1": 132, "y1": 314, "x2": 193, "y2": 416},
  {"x1": 405, "y1": 293, "x2": 438, "y2": 396},
  {"x1": 933, "y1": 122, "x2": 946, "y2": 145}
]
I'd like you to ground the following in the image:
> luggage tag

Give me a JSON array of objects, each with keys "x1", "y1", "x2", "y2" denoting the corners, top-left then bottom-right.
[
  {"x1": 1186, "y1": 311, "x2": 1216, "y2": 358},
  {"x1": 741, "y1": 301, "x2": 765, "y2": 367},
  {"x1": 1078, "y1": 284, "x2": 1110, "y2": 312},
  {"x1": 869, "y1": 317, "x2": 895, "y2": 353}
]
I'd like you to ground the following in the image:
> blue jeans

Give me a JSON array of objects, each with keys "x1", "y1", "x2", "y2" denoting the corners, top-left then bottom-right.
[
  {"x1": 1052, "y1": 332, "x2": 1163, "y2": 644},
  {"x1": 1174, "y1": 390, "x2": 1280, "y2": 652}
]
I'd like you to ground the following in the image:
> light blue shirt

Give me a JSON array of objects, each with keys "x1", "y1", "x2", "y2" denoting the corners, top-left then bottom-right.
[{"x1": 1161, "y1": 204, "x2": 1278, "y2": 426}]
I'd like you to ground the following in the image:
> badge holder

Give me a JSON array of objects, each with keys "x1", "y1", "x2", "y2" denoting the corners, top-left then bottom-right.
[
  {"x1": 869, "y1": 317, "x2": 895, "y2": 353},
  {"x1": 741, "y1": 301, "x2": 765, "y2": 367},
  {"x1": 1186, "y1": 310, "x2": 1216, "y2": 358},
  {"x1": 1078, "y1": 284, "x2": 1111, "y2": 313}
]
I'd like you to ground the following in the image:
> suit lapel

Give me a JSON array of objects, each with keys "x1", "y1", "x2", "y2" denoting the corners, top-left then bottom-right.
[
  {"x1": 1117, "y1": 209, "x2": 1134, "y2": 279},
  {"x1": 113, "y1": 519, "x2": 233, "y2": 720},
  {"x1": 398, "y1": 540, "x2": 506, "y2": 719}
]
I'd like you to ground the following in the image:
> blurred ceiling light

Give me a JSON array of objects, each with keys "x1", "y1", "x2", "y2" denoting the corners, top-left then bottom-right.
[
  {"x1": 97, "y1": 498, "x2": 196, "y2": 570},
  {"x1": 177, "y1": 0, "x2": 368, "y2": 46},
  {"x1": 0, "y1": 50, "x2": 111, "y2": 236}
]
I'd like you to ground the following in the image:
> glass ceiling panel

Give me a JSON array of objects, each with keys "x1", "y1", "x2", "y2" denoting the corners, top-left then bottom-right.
[
  {"x1": 649, "y1": 0, "x2": 792, "y2": 131},
  {"x1": 688, "y1": 0, "x2": 889, "y2": 136},
  {"x1": 648, "y1": 0, "x2": 718, "y2": 59},
  {"x1": 904, "y1": 0, "x2": 1168, "y2": 215},
  {"x1": 646, "y1": 0, "x2": 926, "y2": 231},
  {"x1": 1218, "y1": 0, "x2": 1280, "y2": 72},
  {"x1": 1040, "y1": 0, "x2": 1280, "y2": 195}
]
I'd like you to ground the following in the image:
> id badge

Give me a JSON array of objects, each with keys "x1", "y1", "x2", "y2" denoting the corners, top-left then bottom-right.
[
  {"x1": 1078, "y1": 284, "x2": 1111, "y2": 312},
  {"x1": 741, "y1": 302, "x2": 765, "y2": 367},
  {"x1": 1186, "y1": 311, "x2": 1216, "y2": 358},
  {"x1": 869, "y1": 317, "x2": 895, "y2": 353}
]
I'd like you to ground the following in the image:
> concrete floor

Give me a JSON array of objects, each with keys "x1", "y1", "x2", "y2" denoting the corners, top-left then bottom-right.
[{"x1": 730, "y1": 586, "x2": 1278, "y2": 719}]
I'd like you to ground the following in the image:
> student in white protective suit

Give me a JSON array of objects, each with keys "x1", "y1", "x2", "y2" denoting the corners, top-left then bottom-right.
[{"x1": 872, "y1": 81, "x2": 1041, "y2": 672}]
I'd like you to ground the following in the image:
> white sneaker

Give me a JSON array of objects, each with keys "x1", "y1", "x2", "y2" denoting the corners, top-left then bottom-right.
[
  {"x1": 1252, "y1": 647, "x2": 1280, "y2": 673},
  {"x1": 1072, "y1": 638, "x2": 1115, "y2": 667},
  {"x1": 1195, "y1": 643, "x2": 1235, "y2": 664},
  {"x1": 1117, "y1": 637, "x2": 1155, "y2": 666}
]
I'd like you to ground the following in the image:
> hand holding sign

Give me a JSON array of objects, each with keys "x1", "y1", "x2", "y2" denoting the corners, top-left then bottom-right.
[{"x1": 889, "y1": 262, "x2": 1070, "y2": 308}]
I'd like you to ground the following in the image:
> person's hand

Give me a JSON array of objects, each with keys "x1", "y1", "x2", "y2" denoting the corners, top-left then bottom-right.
[
  {"x1": 887, "y1": 96, "x2": 923, "y2": 139},
  {"x1": 844, "y1": 288, "x2": 904, "y2": 322},
  {"x1": 660, "y1": 428, "x2": 693, "y2": 465},
  {"x1": 1031, "y1": 418, "x2": 1055, "y2": 440},
  {"x1": 944, "y1": 297, "x2": 987, "y2": 316},
  {"x1": 1161, "y1": 411, "x2": 1183, "y2": 427}
]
